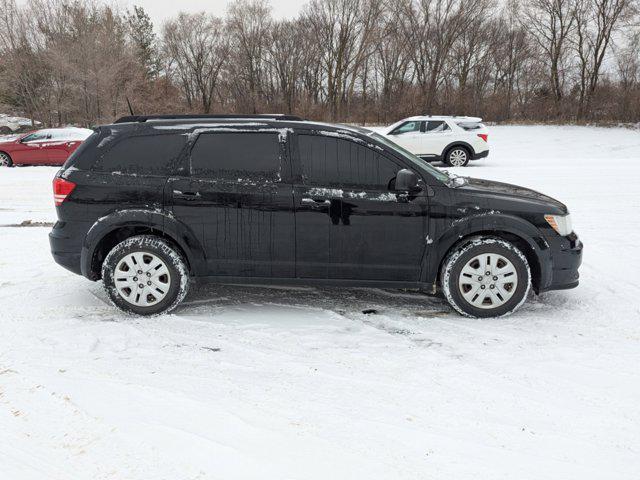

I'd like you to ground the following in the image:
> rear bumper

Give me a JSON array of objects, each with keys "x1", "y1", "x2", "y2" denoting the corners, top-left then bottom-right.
[
  {"x1": 49, "y1": 220, "x2": 89, "y2": 276},
  {"x1": 540, "y1": 233, "x2": 583, "y2": 292},
  {"x1": 471, "y1": 150, "x2": 489, "y2": 160}
]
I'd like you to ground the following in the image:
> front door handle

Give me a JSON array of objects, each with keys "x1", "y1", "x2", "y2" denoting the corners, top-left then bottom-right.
[
  {"x1": 173, "y1": 190, "x2": 201, "y2": 200},
  {"x1": 301, "y1": 197, "x2": 331, "y2": 207}
]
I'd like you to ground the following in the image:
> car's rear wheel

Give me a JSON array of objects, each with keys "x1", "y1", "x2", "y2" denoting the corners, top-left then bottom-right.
[
  {"x1": 102, "y1": 235, "x2": 189, "y2": 316},
  {"x1": 441, "y1": 238, "x2": 531, "y2": 318},
  {"x1": 0, "y1": 152, "x2": 13, "y2": 167},
  {"x1": 444, "y1": 146, "x2": 470, "y2": 167}
]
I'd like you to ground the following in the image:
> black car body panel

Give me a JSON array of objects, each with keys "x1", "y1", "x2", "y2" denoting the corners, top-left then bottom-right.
[{"x1": 50, "y1": 117, "x2": 582, "y2": 296}]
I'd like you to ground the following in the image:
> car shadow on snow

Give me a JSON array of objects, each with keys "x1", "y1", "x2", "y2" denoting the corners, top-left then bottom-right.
[
  {"x1": 175, "y1": 283, "x2": 457, "y2": 344},
  {"x1": 181, "y1": 282, "x2": 448, "y2": 315}
]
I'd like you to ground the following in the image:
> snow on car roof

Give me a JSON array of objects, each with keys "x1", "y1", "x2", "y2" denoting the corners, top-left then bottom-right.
[
  {"x1": 402, "y1": 115, "x2": 483, "y2": 122},
  {"x1": 32, "y1": 127, "x2": 94, "y2": 140},
  {"x1": 382, "y1": 116, "x2": 483, "y2": 134}
]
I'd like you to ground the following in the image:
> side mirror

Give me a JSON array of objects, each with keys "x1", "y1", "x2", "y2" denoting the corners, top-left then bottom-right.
[{"x1": 395, "y1": 169, "x2": 422, "y2": 193}]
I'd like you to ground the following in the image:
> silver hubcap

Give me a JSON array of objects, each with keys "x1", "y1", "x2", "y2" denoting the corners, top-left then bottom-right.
[
  {"x1": 458, "y1": 253, "x2": 518, "y2": 309},
  {"x1": 114, "y1": 252, "x2": 171, "y2": 307},
  {"x1": 449, "y1": 149, "x2": 467, "y2": 166},
  {"x1": 0, "y1": 153, "x2": 9, "y2": 166}
]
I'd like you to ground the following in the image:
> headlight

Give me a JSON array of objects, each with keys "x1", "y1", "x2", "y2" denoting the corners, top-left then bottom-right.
[{"x1": 544, "y1": 214, "x2": 573, "y2": 236}]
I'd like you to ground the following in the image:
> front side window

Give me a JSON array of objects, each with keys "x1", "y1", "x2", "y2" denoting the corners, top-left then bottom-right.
[
  {"x1": 298, "y1": 134, "x2": 399, "y2": 190},
  {"x1": 94, "y1": 134, "x2": 186, "y2": 175},
  {"x1": 390, "y1": 121, "x2": 422, "y2": 135},
  {"x1": 190, "y1": 132, "x2": 281, "y2": 181},
  {"x1": 425, "y1": 121, "x2": 450, "y2": 133},
  {"x1": 22, "y1": 131, "x2": 50, "y2": 143},
  {"x1": 367, "y1": 132, "x2": 450, "y2": 183}
]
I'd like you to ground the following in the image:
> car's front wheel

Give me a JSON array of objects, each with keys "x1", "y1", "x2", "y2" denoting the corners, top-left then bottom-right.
[
  {"x1": 441, "y1": 238, "x2": 531, "y2": 318},
  {"x1": 0, "y1": 152, "x2": 13, "y2": 167},
  {"x1": 444, "y1": 146, "x2": 470, "y2": 167},
  {"x1": 102, "y1": 235, "x2": 190, "y2": 316}
]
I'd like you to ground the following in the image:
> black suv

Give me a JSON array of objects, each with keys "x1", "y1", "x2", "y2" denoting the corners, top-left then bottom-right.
[{"x1": 49, "y1": 114, "x2": 582, "y2": 318}]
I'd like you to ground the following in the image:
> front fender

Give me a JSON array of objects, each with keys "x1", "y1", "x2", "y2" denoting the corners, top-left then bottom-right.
[
  {"x1": 80, "y1": 209, "x2": 206, "y2": 279},
  {"x1": 424, "y1": 213, "x2": 552, "y2": 289}
]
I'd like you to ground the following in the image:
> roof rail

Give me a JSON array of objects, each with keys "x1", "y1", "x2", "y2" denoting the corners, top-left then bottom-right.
[{"x1": 114, "y1": 114, "x2": 304, "y2": 124}]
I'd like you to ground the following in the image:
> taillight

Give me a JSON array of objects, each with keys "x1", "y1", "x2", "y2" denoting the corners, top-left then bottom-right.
[
  {"x1": 53, "y1": 177, "x2": 76, "y2": 206},
  {"x1": 478, "y1": 133, "x2": 488, "y2": 142}
]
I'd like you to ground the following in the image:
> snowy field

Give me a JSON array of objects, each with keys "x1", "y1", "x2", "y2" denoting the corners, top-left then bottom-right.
[{"x1": 1, "y1": 125, "x2": 639, "y2": 480}]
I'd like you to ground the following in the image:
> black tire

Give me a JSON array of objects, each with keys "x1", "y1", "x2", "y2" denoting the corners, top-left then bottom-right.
[
  {"x1": 441, "y1": 237, "x2": 531, "y2": 318},
  {"x1": 0, "y1": 152, "x2": 13, "y2": 167},
  {"x1": 102, "y1": 235, "x2": 190, "y2": 316},
  {"x1": 443, "y1": 146, "x2": 470, "y2": 167}
]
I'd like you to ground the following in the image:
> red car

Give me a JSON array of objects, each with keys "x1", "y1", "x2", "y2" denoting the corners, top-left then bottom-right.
[{"x1": 0, "y1": 128, "x2": 93, "y2": 167}]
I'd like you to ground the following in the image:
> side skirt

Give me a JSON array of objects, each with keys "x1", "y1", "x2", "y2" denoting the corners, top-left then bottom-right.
[{"x1": 194, "y1": 275, "x2": 435, "y2": 292}]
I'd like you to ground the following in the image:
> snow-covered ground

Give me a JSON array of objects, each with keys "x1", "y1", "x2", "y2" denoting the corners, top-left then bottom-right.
[{"x1": 1, "y1": 125, "x2": 639, "y2": 480}]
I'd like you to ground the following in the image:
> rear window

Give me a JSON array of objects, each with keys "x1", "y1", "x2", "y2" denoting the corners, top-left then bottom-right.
[
  {"x1": 457, "y1": 122, "x2": 484, "y2": 131},
  {"x1": 190, "y1": 132, "x2": 281, "y2": 181},
  {"x1": 93, "y1": 134, "x2": 186, "y2": 175}
]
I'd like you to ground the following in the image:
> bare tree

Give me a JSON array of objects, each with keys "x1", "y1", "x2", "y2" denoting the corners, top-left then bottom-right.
[
  {"x1": 1, "y1": 0, "x2": 640, "y2": 126},
  {"x1": 163, "y1": 12, "x2": 229, "y2": 113},
  {"x1": 302, "y1": 0, "x2": 383, "y2": 120},
  {"x1": 574, "y1": 0, "x2": 636, "y2": 117},
  {"x1": 373, "y1": 1, "x2": 412, "y2": 122},
  {"x1": 226, "y1": 0, "x2": 272, "y2": 113},
  {"x1": 398, "y1": 0, "x2": 488, "y2": 112},
  {"x1": 522, "y1": 0, "x2": 577, "y2": 113},
  {"x1": 266, "y1": 19, "x2": 306, "y2": 113},
  {"x1": 490, "y1": 0, "x2": 533, "y2": 120}
]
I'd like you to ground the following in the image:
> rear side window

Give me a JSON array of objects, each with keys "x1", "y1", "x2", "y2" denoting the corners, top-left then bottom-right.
[
  {"x1": 190, "y1": 132, "x2": 280, "y2": 181},
  {"x1": 94, "y1": 134, "x2": 186, "y2": 175},
  {"x1": 298, "y1": 134, "x2": 399, "y2": 190},
  {"x1": 425, "y1": 121, "x2": 450, "y2": 132}
]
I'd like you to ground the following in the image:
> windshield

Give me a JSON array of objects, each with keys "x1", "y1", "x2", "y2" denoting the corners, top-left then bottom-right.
[{"x1": 368, "y1": 132, "x2": 451, "y2": 183}]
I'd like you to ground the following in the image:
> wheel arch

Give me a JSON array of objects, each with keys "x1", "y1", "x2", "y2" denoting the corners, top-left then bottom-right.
[
  {"x1": 81, "y1": 209, "x2": 206, "y2": 280},
  {"x1": 442, "y1": 141, "x2": 475, "y2": 158},
  {"x1": 426, "y1": 215, "x2": 551, "y2": 293}
]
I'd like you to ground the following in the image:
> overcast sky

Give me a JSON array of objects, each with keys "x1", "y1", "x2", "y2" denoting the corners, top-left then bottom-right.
[
  {"x1": 119, "y1": 0, "x2": 303, "y2": 26},
  {"x1": 16, "y1": 0, "x2": 304, "y2": 27}
]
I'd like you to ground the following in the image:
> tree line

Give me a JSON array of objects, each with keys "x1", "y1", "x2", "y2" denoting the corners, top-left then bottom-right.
[{"x1": 0, "y1": 0, "x2": 638, "y2": 128}]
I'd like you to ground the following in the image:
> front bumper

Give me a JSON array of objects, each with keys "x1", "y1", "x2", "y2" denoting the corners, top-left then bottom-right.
[{"x1": 541, "y1": 232, "x2": 583, "y2": 292}]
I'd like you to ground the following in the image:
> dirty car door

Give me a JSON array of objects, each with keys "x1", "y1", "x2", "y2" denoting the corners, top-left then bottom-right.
[
  {"x1": 168, "y1": 130, "x2": 295, "y2": 278},
  {"x1": 293, "y1": 132, "x2": 427, "y2": 282}
]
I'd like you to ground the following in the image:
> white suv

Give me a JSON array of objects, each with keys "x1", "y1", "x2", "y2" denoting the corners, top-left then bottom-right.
[{"x1": 381, "y1": 116, "x2": 489, "y2": 167}]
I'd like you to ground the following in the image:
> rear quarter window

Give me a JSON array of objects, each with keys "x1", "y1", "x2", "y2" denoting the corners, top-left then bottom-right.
[
  {"x1": 457, "y1": 122, "x2": 484, "y2": 131},
  {"x1": 62, "y1": 130, "x2": 99, "y2": 170},
  {"x1": 93, "y1": 134, "x2": 186, "y2": 175}
]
